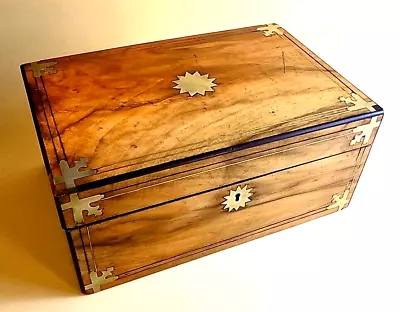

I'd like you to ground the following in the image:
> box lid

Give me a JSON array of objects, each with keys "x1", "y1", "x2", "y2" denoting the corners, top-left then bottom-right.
[{"x1": 21, "y1": 23, "x2": 382, "y2": 197}]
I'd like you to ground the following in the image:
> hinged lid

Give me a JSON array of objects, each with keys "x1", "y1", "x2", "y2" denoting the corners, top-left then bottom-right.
[{"x1": 21, "y1": 23, "x2": 382, "y2": 199}]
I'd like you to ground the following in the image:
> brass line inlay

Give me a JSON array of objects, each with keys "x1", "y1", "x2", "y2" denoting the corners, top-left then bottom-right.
[
  {"x1": 346, "y1": 148, "x2": 364, "y2": 190},
  {"x1": 86, "y1": 227, "x2": 98, "y2": 272},
  {"x1": 346, "y1": 146, "x2": 369, "y2": 198}
]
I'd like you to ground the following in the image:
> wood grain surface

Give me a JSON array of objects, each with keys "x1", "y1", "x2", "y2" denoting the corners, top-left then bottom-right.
[
  {"x1": 20, "y1": 23, "x2": 384, "y2": 295},
  {"x1": 60, "y1": 116, "x2": 382, "y2": 228},
  {"x1": 70, "y1": 146, "x2": 372, "y2": 293},
  {"x1": 21, "y1": 24, "x2": 381, "y2": 194}
]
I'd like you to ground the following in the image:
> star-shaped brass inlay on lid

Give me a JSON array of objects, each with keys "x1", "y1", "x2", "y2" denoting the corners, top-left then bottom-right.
[{"x1": 173, "y1": 71, "x2": 217, "y2": 96}]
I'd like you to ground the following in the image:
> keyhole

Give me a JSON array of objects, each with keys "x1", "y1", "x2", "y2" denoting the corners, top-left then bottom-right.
[{"x1": 235, "y1": 193, "x2": 241, "y2": 202}]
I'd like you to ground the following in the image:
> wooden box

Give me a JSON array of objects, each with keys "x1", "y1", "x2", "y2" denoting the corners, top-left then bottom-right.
[{"x1": 21, "y1": 23, "x2": 383, "y2": 294}]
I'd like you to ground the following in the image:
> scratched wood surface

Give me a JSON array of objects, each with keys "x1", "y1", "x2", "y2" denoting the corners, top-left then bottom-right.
[
  {"x1": 60, "y1": 116, "x2": 382, "y2": 229},
  {"x1": 70, "y1": 146, "x2": 371, "y2": 294},
  {"x1": 22, "y1": 25, "x2": 379, "y2": 193}
]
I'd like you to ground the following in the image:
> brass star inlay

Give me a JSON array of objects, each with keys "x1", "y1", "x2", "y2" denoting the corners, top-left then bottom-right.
[
  {"x1": 173, "y1": 71, "x2": 217, "y2": 96},
  {"x1": 222, "y1": 185, "x2": 253, "y2": 212}
]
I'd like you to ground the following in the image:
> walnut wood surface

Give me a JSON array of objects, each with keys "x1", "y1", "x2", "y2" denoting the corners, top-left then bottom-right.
[
  {"x1": 70, "y1": 146, "x2": 372, "y2": 293},
  {"x1": 60, "y1": 117, "x2": 381, "y2": 228},
  {"x1": 20, "y1": 24, "x2": 384, "y2": 294},
  {"x1": 22, "y1": 25, "x2": 379, "y2": 193}
]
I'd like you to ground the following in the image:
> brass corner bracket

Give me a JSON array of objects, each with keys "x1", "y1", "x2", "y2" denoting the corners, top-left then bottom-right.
[
  {"x1": 351, "y1": 116, "x2": 381, "y2": 146},
  {"x1": 327, "y1": 189, "x2": 350, "y2": 211},
  {"x1": 30, "y1": 61, "x2": 57, "y2": 78},
  {"x1": 53, "y1": 158, "x2": 97, "y2": 189},
  {"x1": 339, "y1": 93, "x2": 376, "y2": 112},
  {"x1": 61, "y1": 193, "x2": 104, "y2": 223},
  {"x1": 85, "y1": 267, "x2": 118, "y2": 293},
  {"x1": 256, "y1": 23, "x2": 283, "y2": 37}
]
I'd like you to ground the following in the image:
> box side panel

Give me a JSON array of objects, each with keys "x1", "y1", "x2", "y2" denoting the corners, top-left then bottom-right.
[
  {"x1": 344, "y1": 114, "x2": 384, "y2": 203},
  {"x1": 69, "y1": 144, "x2": 373, "y2": 294},
  {"x1": 21, "y1": 64, "x2": 65, "y2": 180},
  {"x1": 20, "y1": 65, "x2": 58, "y2": 176}
]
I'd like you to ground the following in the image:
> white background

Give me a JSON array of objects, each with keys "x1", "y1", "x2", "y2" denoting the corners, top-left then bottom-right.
[{"x1": 0, "y1": 1, "x2": 399, "y2": 311}]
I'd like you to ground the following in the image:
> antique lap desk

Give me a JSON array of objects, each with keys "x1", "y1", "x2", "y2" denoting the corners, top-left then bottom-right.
[{"x1": 21, "y1": 24, "x2": 383, "y2": 294}]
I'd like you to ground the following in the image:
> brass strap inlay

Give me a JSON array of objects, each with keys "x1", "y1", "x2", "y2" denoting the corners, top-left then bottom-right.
[{"x1": 86, "y1": 227, "x2": 98, "y2": 272}]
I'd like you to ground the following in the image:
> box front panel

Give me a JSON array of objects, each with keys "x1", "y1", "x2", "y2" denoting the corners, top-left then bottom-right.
[
  {"x1": 70, "y1": 146, "x2": 372, "y2": 293},
  {"x1": 60, "y1": 116, "x2": 382, "y2": 229}
]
